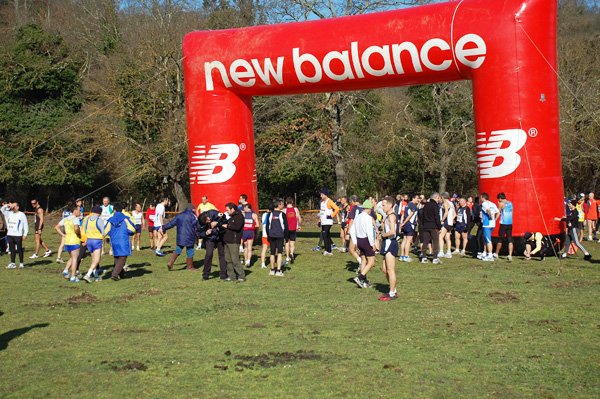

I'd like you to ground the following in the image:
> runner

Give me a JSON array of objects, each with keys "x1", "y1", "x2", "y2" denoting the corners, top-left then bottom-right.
[
  {"x1": 337, "y1": 196, "x2": 349, "y2": 253},
  {"x1": 260, "y1": 203, "x2": 274, "y2": 269},
  {"x1": 585, "y1": 192, "x2": 598, "y2": 241},
  {"x1": 576, "y1": 194, "x2": 585, "y2": 243},
  {"x1": 346, "y1": 195, "x2": 362, "y2": 271},
  {"x1": 284, "y1": 197, "x2": 302, "y2": 264},
  {"x1": 319, "y1": 189, "x2": 339, "y2": 256},
  {"x1": 154, "y1": 197, "x2": 169, "y2": 256},
  {"x1": 29, "y1": 199, "x2": 52, "y2": 259},
  {"x1": 438, "y1": 192, "x2": 454, "y2": 258},
  {"x1": 554, "y1": 200, "x2": 592, "y2": 260},
  {"x1": 238, "y1": 194, "x2": 248, "y2": 252},
  {"x1": 480, "y1": 193, "x2": 499, "y2": 262},
  {"x1": 379, "y1": 196, "x2": 398, "y2": 301},
  {"x1": 54, "y1": 204, "x2": 82, "y2": 281},
  {"x1": 196, "y1": 195, "x2": 218, "y2": 250},
  {"x1": 0, "y1": 199, "x2": 7, "y2": 255},
  {"x1": 81, "y1": 206, "x2": 106, "y2": 283},
  {"x1": 145, "y1": 203, "x2": 156, "y2": 250},
  {"x1": 453, "y1": 197, "x2": 471, "y2": 256},
  {"x1": 100, "y1": 197, "x2": 114, "y2": 256},
  {"x1": 266, "y1": 199, "x2": 288, "y2": 277},
  {"x1": 55, "y1": 202, "x2": 74, "y2": 264},
  {"x1": 494, "y1": 192, "x2": 514, "y2": 260},
  {"x1": 399, "y1": 194, "x2": 419, "y2": 262},
  {"x1": 131, "y1": 203, "x2": 144, "y2": 251},
  {"x1": 3, "y1": 201, "x2": 28, "y2": 269},
  {"x1": 242, "y1": 203, "x2": 259, "y2": 267},
  {"x1": 351, "y1": 199, "x2": 377, "y2": 288}
]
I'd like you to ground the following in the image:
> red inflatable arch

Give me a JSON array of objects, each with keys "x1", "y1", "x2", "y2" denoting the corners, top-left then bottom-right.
[{"x1": 183, "y1": 0, "x2": 563, "y2": 236}]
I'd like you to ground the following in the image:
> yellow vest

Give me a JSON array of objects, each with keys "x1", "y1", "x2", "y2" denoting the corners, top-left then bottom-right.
[
  {"x1": 83, "y1": 215, "x2": 105, "y2": 240},
  {"x1": 63, "y1": 216, "x2": 81, "y2": 246}
]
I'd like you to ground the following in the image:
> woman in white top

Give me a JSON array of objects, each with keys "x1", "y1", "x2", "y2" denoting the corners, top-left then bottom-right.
[
  {"x1": 131, "y1": 203, "x2": 145, "y2": 251},
  {"x1": 3, "y1": 202, "x2": 28, "y2": 269}
]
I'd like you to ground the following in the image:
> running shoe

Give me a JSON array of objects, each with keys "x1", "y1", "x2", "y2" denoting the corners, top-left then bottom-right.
[
  {"x1": 493, "y1": 253, "x2": 499, "y2": 259},
  {"x1": 460, "y1": 250, "x2": 466, "y2": 256},
  {"x1": 110, "y1": 275, "x2": 120, "y2": 281},
  {"x1": 275, "y1": 270, "x2": 284, "y2": 277},
  {"x1": 378, "y1": 293, "x2": 398, "y2": 301},
  {"x1": 561, "y1": 253, "x2": 568, "y2": 259},
  {"x1": 56, "y1": 257, "x2": 64, "y2": 264},
  {"x1": 70, "y1": 277, "x2": 81, "y2": 282},
  {"x1": 432, "y1": 258, "x2": 442, "y2": 265},
  {"x1": 62, "y1": 270, "x2": 69, "y2": 279},
  {"x1": 155, "y1": 249, "x2": 165, "y2": 257},
  {"x1": 43, "y1": 250, "x2": 52, "y2": 257},
  {"x1": 29, "y1": 254, "x2": 39, "y2": 259},
  {"x1": 353, "y1": 276, "x2": 366, "y2": 288},
  {"x1": 237, "y1": 278, "x2": 246, "y2": 282},
  {"x1": 261, "y1": 264, "x2": 267, "y2": 269},
  {"x1": 437, "y1": 251, "x2": 444, "y2": 258},
  {"x1": 290, "y1": 254, "x2": 295, "y2": 264},
  {"x1": 19, "y1": 263, "x2": 24, "y2": 268},
  {"x1": 483, "y1": 255, "x2": 494, "y2": 262},
  {"x1": 507, "y1": 255, "x2": 513, "y2": 261},
  {"x1": 281, "y1": 261, "x2": 288, "y2": 266},
  {"x1": 364, "y1": 279, "x2": 372, "y2": 288},
  {"x1": 452, "y1": 249, "x2": 461, "y2": 255},
  {"x1": 94, "y1": 277, "x2": 103, "y2": 282},
  {"x1": 332, "y1": 244, "x2": 337, "y2": 249},
  {"x1": 476, "y1": 252, "x2": 483, "y2": 260},
  {"x1": 136, "y1": 247, "x2": 140, "y2": 251},
  {"x1": 6, "y1": 263, "x2": 16, "y2": 269},
  {"x1": 323, "y1": 251, "x2": 333, "y2": 257},
  {"x1": 445, "y1": 252, "x2": 452, "y2": 258},
  {"x1": 312, "y1": 246, "x2": 320, "y2": 251},
  {"x1": 269, "y1": 269, "x2": 275, "y2": 276},
  {"x1": 404, "y1": 256, "x2": 414, "y2": 262},
  {"x1": 196, "y1": 245, "x2": 202, "y2": 250},
  {"x1": 421, "y1": 258, "x2": 429, "y2": 264},
  {"x1": 123, "y1": 265, "x2": 131, "y2": 272},
  {"x1": 584, "y1": 254, "x2": 592, "y2": 261},
  {"x1": 524, "y1": 256, "x2": 532, "y2": 261},
  {"x1": 83, "y1": 275, "x2": 93, "y2": 284}
]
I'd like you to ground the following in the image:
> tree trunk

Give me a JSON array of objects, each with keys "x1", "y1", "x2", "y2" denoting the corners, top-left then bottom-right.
[
  {"x1": 172, "y1": 179, "x2": 189, "y2": 211},
  {"x1": 326, "y1": 93, "x2": 346, "y2": 198}
]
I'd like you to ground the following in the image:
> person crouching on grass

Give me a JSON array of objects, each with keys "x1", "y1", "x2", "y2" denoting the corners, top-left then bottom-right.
[
  {"x1": 351, "y1": 200, "x2": 377, "y2": 289},
  {"x1": 160, "y1": 204, "x2": 200, "y2": 272},
  {"x1": 54, "y1": 204, "x2": 82, "y2": 282},
  {"x1": 105, "y1": 203, "x2": 136, "y2": 281}
]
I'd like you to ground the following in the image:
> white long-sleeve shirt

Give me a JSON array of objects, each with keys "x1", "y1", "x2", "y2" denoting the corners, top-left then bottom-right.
[
  {"x1": 349, "y1": 210, "x2": 376, "y2": 246},
  {"x1": 6, "y1": 210, "x2": 28, "y2": 237}
]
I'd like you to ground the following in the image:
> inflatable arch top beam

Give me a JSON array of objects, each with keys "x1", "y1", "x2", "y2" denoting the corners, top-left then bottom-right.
[{"x1": 183, "y1": 0, "x2": 563, "y2": 236}]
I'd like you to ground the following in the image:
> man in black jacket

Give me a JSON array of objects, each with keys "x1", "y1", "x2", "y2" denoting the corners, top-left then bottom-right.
[
  {"x1": 420, "y1": 192, "x2": 442, "y2": 264},
  {"x1": 197, "y1": 210, "x2": 227, "y2": 280},
  {"x1": 222, "y1": 202, "x2": 245, "y2": 281}
]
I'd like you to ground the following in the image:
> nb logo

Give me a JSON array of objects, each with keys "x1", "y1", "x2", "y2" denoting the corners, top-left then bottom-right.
[
  {"x1": 477, "y1": 129, "x2": 527, "y2": 179},
  {"x1": 190, "y1": 144, "x2": 240, "y2": 184}
]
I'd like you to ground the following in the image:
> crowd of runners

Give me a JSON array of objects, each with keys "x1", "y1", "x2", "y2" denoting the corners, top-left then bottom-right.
[{"x1": 1, "y1": 190, "x2": 598, "y2": 299}]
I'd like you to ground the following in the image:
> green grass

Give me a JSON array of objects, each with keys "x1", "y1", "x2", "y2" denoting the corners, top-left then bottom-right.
[{"x1": 1, "y1": 226, "x2": 600, "y2": 398}]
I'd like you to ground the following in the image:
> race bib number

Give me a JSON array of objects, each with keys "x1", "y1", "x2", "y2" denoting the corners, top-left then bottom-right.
[
  {"x1": 150, "y1": 215, "x2": 156, "y2": 222},
  {"x1": 8, "y1": 221, "x2": 17, "y2": 230}
]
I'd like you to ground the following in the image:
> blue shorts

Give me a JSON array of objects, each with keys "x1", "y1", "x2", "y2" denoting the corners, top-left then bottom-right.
[
  {"x1": 402, "y1": 224, "x2": 415, "y2": 237},
  {"x1": 87, "y1": 238, "x2": 103, "y2": 253},
  {"x1": 65, "y1": 244, "x2": 80, "y2": 252},
  {"x1": 135, "y1": 224, "x2": 142, "y2": 234},
  {"x1": 455, "y1": 223, "x2": 468, "y2": 234},
  {"x1": 174, "y1": 246, "x2": 195, "y2": 258},
  {"x1": 483, "y1": 227, "x2": 494, "y2": 244},
  {"x1": 380, "y1": 239, "x2": 399, "y2": 257},
  {"x1": 242, "y1": 230, "x2": 255, "y2": 241}
]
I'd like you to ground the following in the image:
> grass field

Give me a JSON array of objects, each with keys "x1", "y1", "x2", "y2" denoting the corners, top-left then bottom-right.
[{"x1": 1, "y1": 222, "x2": 599, "y2": 398}]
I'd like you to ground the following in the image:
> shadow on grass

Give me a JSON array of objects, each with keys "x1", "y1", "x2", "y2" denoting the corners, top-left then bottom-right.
[
  {"x1": 28, "y1": 260, "x2": 54, "y2": 267},
  {"x1": 344, "y1": 260, "x2": 359, "y2": 273},
  {"x1": 0, "y1": 323, "x2": 49, "y2": 351},
  {"x1": 123, "y1": 268, "x2": 152, "y2": 279}
]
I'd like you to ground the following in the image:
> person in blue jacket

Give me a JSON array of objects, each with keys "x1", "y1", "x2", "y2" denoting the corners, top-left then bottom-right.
[
  {"x1": 105, "y1": 202, "x2": 136, "y2": 281},
  {"x1": 160, "y1": 204, "x2": 200, "y2": 271}
]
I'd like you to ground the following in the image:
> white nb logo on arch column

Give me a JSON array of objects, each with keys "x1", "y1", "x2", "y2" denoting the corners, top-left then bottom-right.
[
  {"x1": 190, "y1": 144, "x2": 240, "y2": 184},
  {"x1": 477, "y1": 129, "x2": 527, "y2": 179}
]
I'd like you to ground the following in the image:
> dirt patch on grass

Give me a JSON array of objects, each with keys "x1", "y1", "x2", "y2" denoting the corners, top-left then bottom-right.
[
  {"x1": 48, "y1": 292, "x2": 102, "y2": 307},
  {"x1": 488, "y1": 292, "x2": 519, "y2": 303},
  {"x1": 101, "y1": 360, "x2": 147, "y2": 371},
  {"x1": 548, "y1": 280, "x2": 599, "y2": 288},
  {"x1": 223, "y1": 350, "x2": 323, "y2": 370},
  {"x1": 116, "y1": 288, "x2": 161, "y2": 303}
]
